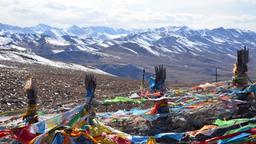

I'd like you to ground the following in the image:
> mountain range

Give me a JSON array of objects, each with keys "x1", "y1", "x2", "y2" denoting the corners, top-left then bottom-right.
[{"x1": 1, "y1": 23, "x2": 256, "y2": 83}]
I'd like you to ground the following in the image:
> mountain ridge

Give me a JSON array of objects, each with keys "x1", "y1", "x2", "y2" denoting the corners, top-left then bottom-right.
[{"x1": 1, "y1": 22, "x2": 256, "y2": 83}]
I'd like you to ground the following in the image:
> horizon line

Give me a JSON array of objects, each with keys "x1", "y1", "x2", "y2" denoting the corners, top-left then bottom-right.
[{"x1": 0, "y1": 22, "x2": 255, "y2": 32}]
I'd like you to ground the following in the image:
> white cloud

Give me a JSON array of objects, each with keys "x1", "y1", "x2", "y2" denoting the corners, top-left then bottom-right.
[{"x1": 0, "y1": 0, "x2": 255, "y2": 31}]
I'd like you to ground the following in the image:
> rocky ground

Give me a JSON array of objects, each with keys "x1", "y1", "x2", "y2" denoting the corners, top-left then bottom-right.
[{"x1": 0, "y1": 61, "x2": 149, "y2": 114}]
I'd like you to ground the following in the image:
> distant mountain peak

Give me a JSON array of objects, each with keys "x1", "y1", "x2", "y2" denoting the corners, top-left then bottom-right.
[
  {"x1": 68, "y1": 25, "x2": 81, "y2": 29},
  {"x1": 67, "y1": 25, "x2": 86, "y2": 36},
  {"x1": 36, "y1": 23, "x2": 51, "y2": 28}
]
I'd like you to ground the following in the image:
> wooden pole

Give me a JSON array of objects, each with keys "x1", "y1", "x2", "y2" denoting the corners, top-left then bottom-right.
[
  {"x1": 142, "y1": 69, "x2": 145, "y2": 89},
  {"x1": 215, "y1": 67, "x2": 218, "y2": 83}
]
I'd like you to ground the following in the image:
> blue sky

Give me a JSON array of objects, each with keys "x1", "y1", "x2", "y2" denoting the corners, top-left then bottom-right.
[{"x1": 0, "y1": 0, "x2": 255, "y2": 30}]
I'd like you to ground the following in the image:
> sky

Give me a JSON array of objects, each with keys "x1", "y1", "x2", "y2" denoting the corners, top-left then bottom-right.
[{"x1": 0, "y1": 0, "x2": 256, "y2": 31}]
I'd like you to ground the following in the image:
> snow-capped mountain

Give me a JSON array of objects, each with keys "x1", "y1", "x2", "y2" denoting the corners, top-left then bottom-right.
[
  {"x1": 0, "y1": 23, "x2": 130, "y2": 40},
  {"x1": 108, "y1": 26, "x2": 256, "y2": 57},
  {"x1": 67, "y1": 25, "x2": 130, "y2": 39},
  {"x1": 1, "y1": 23, "x2": 256, "y2": 82}
]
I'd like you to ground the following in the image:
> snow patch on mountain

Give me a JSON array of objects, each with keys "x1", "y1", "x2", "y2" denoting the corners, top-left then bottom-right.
[
  {"x1": 10, "y1": 45, "x2": 26, "y2": 51},
  {"x1": 160, "y1": 47, "x2": 175, "y2": 53},
  {"x1": 0, "y1": 50, "x2": 112, "y2": 75},
  {"x1": 52, "y1": 50, "x2": 65, "y2": 54},
  {"x1": 0, "y1": 64, "x2": 7, "y2": 67},
  {"x1": 104, "y1": 33, "x2": 127, "y2": 39},
  {"x1": 131, "y1": 38, "x2": 160, "y2": 56},
  {"x1": 98, "y1": 43, "x2": 109, "y2": 48},
  {"x1": 0, "y1": 36, "x2": 11, "y2": 45},
  {"x1": 227, "y1": 54, "x2": 236, "y2": 59},
  {"x1": 123, "y1": 47, "x2": 138, "y2": 54},
  {"x1": 45, "y1": 37, "x2": 69, "y2": 46}
]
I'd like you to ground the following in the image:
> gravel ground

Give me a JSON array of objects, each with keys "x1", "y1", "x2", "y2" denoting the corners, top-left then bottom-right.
[{"x1": 0, "y1": 61, "x2": 143, "y2": 114}]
